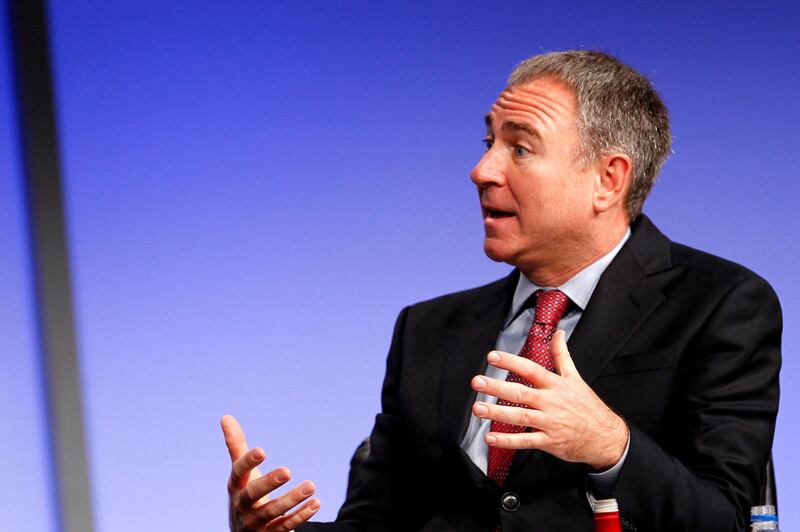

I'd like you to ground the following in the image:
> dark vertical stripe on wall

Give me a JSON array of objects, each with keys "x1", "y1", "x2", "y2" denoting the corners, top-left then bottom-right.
[{"x1": 6, "y1": 2, "x2": 95, "y2": 532}]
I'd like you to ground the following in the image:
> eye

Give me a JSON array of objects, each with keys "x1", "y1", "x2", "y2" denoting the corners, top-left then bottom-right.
[
  {"x1": 513, "y1": 145, "x2": 530, "y2": 157},
  {"x1": 482, "y1": 138, "x2": 494, "y2": 151}
]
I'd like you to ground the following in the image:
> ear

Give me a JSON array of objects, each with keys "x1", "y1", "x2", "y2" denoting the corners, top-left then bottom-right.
[{"x1": 592, "y1": 153, "x2": 632, "y2": 215}]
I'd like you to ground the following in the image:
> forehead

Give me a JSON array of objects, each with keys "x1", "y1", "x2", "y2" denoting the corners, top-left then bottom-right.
[{"x1": 486, "y1": 77, "x2": 578, "y2": 133}]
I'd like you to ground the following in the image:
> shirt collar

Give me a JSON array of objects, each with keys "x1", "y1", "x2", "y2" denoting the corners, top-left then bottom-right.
[{"x1": 506, "y1": 228, "x2": 632, "y2": 326}]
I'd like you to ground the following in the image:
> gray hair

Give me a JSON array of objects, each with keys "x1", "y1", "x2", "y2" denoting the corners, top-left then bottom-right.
[{"x1": 508, "y1": 50, "x2": 671, "y2": 220}]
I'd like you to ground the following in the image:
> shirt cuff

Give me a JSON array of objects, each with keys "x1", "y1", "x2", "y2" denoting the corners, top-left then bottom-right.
[{"x1": 586, "y1": 429, "x2": 630, "y2": 497}]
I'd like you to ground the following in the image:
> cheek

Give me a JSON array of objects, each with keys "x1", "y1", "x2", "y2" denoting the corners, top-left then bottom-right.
[
  {"x1": 582, "y1": 175, "x2": 600, "y2": 210},
  {"x1": 560, "y1": 170, "x2": 596, "y2": 211}
]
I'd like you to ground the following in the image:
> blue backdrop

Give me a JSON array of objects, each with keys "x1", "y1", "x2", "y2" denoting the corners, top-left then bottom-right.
[{"x1": 2, "y1": 1, "x2": 798, "y2": 530}]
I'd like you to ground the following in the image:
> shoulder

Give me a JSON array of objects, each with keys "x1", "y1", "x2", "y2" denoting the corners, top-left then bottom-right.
[
  {"x1": 670, "y1": 243, "x2": 782, "y2": 328},
  {"x1": 671, "y1": 242, "x2": 771, "y2": 288},
  {"x1": 410, "y1": 274, "x2": 513, "y2": 310},
  {"x1": 632, "y1": 215, "x2": 779, "y2": 304},
  {"x1": 398, "y1": 272, "x2": 516, "y2": 328}
]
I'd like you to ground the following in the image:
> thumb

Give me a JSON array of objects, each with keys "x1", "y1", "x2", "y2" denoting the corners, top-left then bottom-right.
[
  {"x1": 221, "y1": 414, "x2": 249, "y2": 462},
  {"x1": 550, "y1": 330, "x2": 577, "y2": 378}
]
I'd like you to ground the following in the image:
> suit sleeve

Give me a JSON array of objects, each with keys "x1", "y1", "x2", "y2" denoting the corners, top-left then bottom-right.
[
  {"x1": 298, "y1": 307, "x2": 413, "y2": 532},
  {"x1": 614, "y1": 274, "x2": 781, "y2": 531}
]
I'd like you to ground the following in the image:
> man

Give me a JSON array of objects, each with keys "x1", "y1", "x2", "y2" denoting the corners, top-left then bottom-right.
[{"x1": 221, "y1": 50, "x2": 781, "y2": 531}]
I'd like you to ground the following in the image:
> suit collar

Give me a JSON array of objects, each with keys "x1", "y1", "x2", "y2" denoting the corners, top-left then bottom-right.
[
  {"x1": 471, "y1": 270, "x2": 519, "y2": 320},
  {"x1": 624, "y1": 214, "x2": 672, "y2": 276}
]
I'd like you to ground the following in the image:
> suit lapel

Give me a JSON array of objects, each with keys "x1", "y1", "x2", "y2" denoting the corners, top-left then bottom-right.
[
  {"x1": 439, "y1": 271, "x2": 517, "y2": 448},
  {"x1": 567, "y1": 248, "x2": 665, "y2": 385},
  {"x1": 569, "y1": 215, "x2": 673, "y2": 383}
]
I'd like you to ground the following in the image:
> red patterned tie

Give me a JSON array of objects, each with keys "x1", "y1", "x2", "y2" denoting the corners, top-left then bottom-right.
[{"x1": 487, "y1": 289, "x2": 570, "y2": 486}]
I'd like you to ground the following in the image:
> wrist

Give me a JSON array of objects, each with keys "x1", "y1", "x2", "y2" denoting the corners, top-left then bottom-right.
[{"x1": 587, "y1": 416, "x2": 628, "y2": 471}]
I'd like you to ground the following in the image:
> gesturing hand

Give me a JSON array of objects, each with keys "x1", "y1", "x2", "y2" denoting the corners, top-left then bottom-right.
[
  {"x1": 221, "y1": 415, "x2": 320, "y2": 531},
  {"x1": 470, "y1": 330, "x2": 628, "y2": 470}
]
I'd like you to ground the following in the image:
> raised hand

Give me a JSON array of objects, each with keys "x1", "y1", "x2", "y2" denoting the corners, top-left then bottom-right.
[
  {"x1": 221, "y1": 415, "x2": 320, "y2": 531},
  {"x1": 470, "y1": 330, "x2": 628, "y2": 470}
]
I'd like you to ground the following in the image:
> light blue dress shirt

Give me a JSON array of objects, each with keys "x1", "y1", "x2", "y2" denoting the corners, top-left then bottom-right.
[{"x1": 460, "y1": 229, "x2": 632, "y2": 494}]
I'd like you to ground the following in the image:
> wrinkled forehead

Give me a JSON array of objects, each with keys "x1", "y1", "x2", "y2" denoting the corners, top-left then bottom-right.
[{"x1": 486, "y1": 78, "x2": 578, "y2": 133}]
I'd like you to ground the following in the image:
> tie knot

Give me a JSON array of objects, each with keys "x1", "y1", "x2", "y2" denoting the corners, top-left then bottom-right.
[{"x1": 533, "y1": 290, "x2": 569, "y2": 327}]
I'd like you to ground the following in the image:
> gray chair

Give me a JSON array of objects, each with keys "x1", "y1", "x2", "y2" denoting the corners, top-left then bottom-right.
[{"x1": 759, "y1": 454, "x2": 778, "y2": 512}]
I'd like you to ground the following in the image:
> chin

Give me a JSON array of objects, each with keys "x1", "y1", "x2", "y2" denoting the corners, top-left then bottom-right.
[{"x1": 483, "y1": 240, "x2": 518, "y2": 266}]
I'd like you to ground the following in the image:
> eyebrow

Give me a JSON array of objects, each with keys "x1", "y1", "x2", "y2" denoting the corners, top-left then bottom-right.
[{"x1": 484, "y1": 114, "x2": 540, "y2": 138}]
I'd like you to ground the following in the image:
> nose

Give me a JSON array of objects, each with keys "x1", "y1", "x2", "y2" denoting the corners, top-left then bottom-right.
[{"x1": 470, "y1": 148, "x2": 505, "y2": 188}]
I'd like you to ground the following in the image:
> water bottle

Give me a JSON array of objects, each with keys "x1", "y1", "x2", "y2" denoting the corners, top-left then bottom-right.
[
  {"x1": 751, "y1": 505, "x2": 780, "y2": 531},
  {"x1": 750, "y1": 455, "x2": 779, "y2": 530},
  {"x1": 593, "y1": 497, "x2": 622, "y2": 532}
]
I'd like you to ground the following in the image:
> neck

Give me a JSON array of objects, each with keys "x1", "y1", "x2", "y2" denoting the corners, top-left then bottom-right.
[{"x1": 518, "y1": 222, "x2": 628, "y2": 287}]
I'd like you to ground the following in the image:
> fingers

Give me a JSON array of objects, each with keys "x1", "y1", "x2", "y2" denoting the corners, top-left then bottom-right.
[
  {"x1": 549, "y1": 330, "x2": 578, "y2": 378},
  {"x1": 222, "y1": 415, "x2": 320, "y2": 531},
  {"x1": 485, "y1": 351, "x2": 558, "y2": 388},
  {"x1": 472, "y1": 401, "x2": 546, "y2": 430},
  {"x1": 240, "y1": 480, "x2": 316, "y2": 530},
  {"x1": 471, "y1": 374, "x2": 540, "y2": 408},
  {"x1": 259, "y1": 480, "x2": 316, "y2": 520},
  {"x1": 238, "y1": 466, "x2": 291, "y2": 507},
  {"x1": 229, "y1": 447, "x2": 266, "y2": 491},
  {"x1": 485, "y1": 429, "x2": 547, "y2": 450},
  {"x1": 221, "y1": 414, "x2": 249, "y2": 462},
  {"x1": 267, "y1": 498, "x2": 321, "y2": 532}
]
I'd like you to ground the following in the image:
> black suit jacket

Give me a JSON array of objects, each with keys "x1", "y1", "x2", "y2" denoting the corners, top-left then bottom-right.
[{"x1": 300, "y1": 215, "x2": 781, "y2": 531}]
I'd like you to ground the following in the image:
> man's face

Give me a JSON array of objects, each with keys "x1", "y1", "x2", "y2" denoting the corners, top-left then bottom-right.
[{"x1": 470, "y1": 77, "x2": 598, "y2": 271}]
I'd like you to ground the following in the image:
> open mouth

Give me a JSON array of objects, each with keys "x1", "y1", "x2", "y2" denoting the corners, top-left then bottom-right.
[{"x1": 487, "y1": 209, "x2": 514, "y2": 219}]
